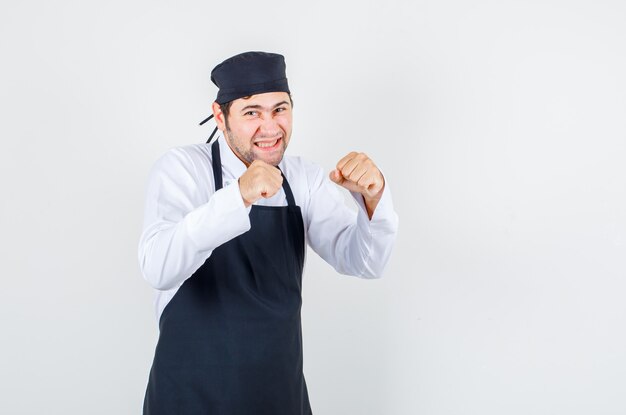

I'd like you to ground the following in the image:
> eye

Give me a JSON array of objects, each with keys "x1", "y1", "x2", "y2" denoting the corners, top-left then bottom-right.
[
  {"x1": 244, "y1": 110, "x2": 258, "y2": 116},
  {"x1": 274, "y1": 107, "x2": 286, "y2": 113}
]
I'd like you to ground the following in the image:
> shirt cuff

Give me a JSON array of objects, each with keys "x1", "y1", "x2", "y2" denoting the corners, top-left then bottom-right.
[{"x1": 349, "y1": 173, "x2": 395, "y2": 225}]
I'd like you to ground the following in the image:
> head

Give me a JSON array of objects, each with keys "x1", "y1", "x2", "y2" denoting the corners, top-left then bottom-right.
[
  {"x1": 212, "y1": 91, "x2": 293, "y2": 166},
  {"x1": 209, "y1": 51, "x2": 292, "y2": 166}
]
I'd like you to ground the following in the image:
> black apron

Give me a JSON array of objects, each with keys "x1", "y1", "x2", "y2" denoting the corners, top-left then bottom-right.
[{"x1": 143, "y1": 140, "x2": 312, "y2": 414}]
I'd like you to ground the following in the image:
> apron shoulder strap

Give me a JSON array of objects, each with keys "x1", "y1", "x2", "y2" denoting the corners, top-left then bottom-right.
[
  {"x1": 278, "y1": 169, "x2": 296, "y2": 207},
  {"x1": 211, "y1": 139, "x2": 223, "y2": 190}
]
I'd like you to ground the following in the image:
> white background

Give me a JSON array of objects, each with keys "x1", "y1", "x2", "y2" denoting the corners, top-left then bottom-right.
[{"x1": 1, "y1": 1, "x2": 625, "y2": 414}]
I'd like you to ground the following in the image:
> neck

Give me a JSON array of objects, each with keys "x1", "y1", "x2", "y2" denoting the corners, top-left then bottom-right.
[{"x1": 222, "y1": 135, "x2": 251, "y2": 167}]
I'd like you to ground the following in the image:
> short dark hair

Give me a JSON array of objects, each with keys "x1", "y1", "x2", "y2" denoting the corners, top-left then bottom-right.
[{"x1": 219, "y1": 93, "x2": 294, "y2": 128}]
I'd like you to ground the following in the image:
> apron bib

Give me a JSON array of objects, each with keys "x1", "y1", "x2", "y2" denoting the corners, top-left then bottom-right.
[{"x1": 143, "y1": 140, "x2": 312, "y2": 414}]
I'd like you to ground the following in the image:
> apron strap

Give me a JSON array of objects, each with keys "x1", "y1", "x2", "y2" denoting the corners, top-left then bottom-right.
[
  {"x1": 210, "y1": 139, "x2": 296, "y2": 207},
  {"x1": 279, "y1": 169, "x2": 296, "y2": 207},
  {"x1": 211, "y1": 138, "x2": 223, "y2": 190}
]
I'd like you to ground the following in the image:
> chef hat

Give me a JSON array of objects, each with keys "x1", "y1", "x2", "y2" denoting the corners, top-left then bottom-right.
[
  {"x1": 199, "y1": 51, "x2": 291, "y2": 143},
  {"x1": 211, "y1": 51, "x2": 290, "y2": 104}
]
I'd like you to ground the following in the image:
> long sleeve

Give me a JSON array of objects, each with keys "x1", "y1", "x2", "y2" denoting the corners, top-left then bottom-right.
[
  {"x1": 303, "y1": 161, "x2": 399, "y2": 279},
  {"x1": 138, "y1": 148, "x2": 251, "y2": 291}
]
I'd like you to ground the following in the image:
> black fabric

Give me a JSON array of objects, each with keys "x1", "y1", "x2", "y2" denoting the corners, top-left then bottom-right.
[
  {"x1": 199, "y1": 113, "x2": 214, "y2": 126},
  {"x1": 205, "y1": 126, "x2": 218, "y2": 144},
  {"x1": 143, "y1": 140, "x2": 312, "y2": 414},
  {"x1": 210, "y1": 140, "x2": 222, "y2": 190},
  {"x1": 198, "y1": 114, "x2": 218, "y2": 144},
  {"x1": 210, "y1": 51, "x2": 290, "y2": 104}
]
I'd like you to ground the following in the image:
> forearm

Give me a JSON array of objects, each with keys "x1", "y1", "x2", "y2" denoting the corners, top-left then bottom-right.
[
  {"x1": 307, "y1": 170, "x2": 398, "y2": 279},
  {"x1": 138, "y1": 182, "x2": 250, "y2": 290},
  {"x1": 346, "y1": 184, "x2": 398, "y2": 278}
]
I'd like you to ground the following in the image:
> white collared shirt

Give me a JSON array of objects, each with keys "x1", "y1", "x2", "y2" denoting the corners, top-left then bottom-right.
[{"x1": 138, "y1": 134, "x2": 399, "y2": 322}]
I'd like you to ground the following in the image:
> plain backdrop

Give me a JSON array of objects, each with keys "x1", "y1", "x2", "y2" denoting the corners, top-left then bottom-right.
[{"x1": 1, "y1": 1, "x2": 625, "y2": 414}]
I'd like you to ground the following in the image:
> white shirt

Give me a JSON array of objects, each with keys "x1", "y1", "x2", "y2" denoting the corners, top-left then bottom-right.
[{"x1": 138, "y1": 133, "x2": 399, "y2": 322}]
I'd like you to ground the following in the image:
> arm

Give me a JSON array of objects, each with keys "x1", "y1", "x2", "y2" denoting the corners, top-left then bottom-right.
[
  {"x1": 304, "y1": 161, "x2": 399, "y2": 279},
  {"x1": 137, "y1": 148, "x2": 251, "y2": 290}
]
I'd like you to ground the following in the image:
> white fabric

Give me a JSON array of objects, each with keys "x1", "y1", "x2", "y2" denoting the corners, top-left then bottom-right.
[{"x1": 138, "y1": 133, "x2": 399, "y2": 322}]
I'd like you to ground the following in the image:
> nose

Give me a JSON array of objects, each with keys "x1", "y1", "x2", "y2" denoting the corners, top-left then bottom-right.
[{"x1": 258, "y1": 114, "x2": 281, "y2": 137}]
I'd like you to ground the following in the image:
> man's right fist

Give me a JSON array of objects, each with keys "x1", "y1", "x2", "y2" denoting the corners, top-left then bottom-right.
[{"x1": 238, "y1": 160, "x2": 283, "y2": 207}]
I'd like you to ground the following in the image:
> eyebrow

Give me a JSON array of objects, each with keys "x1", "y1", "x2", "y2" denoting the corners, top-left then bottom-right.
[{"x1": 240, "y1": 101, "x2": 290, "y2": 113}]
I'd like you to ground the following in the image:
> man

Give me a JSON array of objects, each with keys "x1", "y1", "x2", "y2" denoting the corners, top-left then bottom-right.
[{"x1": 139, "y1": 51, "x2": 398, "y2": 414}]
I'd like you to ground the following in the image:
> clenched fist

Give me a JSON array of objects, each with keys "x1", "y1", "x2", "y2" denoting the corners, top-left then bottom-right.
[
  {"x1": 238, "y1": 160, "x2": 283, "y2": 207},
  {"x1": 330, "y1": 152, "x2": 385, "y2": 219}
]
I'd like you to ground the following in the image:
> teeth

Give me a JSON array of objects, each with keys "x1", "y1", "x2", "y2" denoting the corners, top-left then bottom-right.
[{"x1": 256, "y1": 139, "x2": 278, "y2": 148}]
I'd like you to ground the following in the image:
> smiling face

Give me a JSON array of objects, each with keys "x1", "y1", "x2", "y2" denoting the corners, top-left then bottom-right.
[{"x1": 212, "y1": 91, "x2": 293, "y2": 166}]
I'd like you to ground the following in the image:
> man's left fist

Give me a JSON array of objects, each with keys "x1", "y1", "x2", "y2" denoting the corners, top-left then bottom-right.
[{"x1": 330, "y1": 152, "x2": 385, "y2": 200}]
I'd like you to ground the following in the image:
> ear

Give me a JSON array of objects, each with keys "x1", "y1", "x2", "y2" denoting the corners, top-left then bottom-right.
[{"x1": 212, "y1": 101, "x2": 226, "y2": 131}]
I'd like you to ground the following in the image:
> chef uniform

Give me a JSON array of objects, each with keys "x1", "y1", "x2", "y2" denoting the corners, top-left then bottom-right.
[{"x1": 139, "y1": 52, "x2": 399, "y2": 414}]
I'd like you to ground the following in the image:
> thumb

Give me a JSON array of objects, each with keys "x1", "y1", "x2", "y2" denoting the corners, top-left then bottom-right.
[{"x1": 329, "y1": 169, "x2": 344, "y2": 184}]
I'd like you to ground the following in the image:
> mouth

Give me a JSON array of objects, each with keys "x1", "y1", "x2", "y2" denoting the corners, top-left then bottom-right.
[{"x1": 254, "y1": 137, "x2": 282, "y2": 151}]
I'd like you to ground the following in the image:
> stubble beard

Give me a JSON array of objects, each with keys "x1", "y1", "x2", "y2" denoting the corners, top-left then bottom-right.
[{"x1": 224, "y1": 125, "x2": 287, "y2": 167}]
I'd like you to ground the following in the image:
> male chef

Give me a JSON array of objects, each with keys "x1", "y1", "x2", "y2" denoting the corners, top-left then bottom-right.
[{"x1": 139, "y1": 51, "x2": 398, "y2": 414}]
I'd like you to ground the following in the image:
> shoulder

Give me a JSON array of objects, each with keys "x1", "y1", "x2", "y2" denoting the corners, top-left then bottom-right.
[
  {"x1": 145, "y1": 144, "x2": 213, "y2": 198},
  {"x1": 151, "y1": 143, "x2": 211, "y2": 177},
  {"x1": 145, "y1": 143, "x2": 214, "y2": 202}
]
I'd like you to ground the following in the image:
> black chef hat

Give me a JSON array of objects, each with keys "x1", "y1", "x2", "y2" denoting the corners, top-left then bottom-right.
[
  {"x1": 199, "y1": 51, "x2": 291, "y2": 143},
  {"x1": 211, "y1": 51, "x2": 290, "y2": 104}
]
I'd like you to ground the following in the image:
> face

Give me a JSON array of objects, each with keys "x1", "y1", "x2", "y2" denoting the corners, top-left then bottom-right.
[{"x1": 212, "y1": 91, "x2": 293, "y2": 166}]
